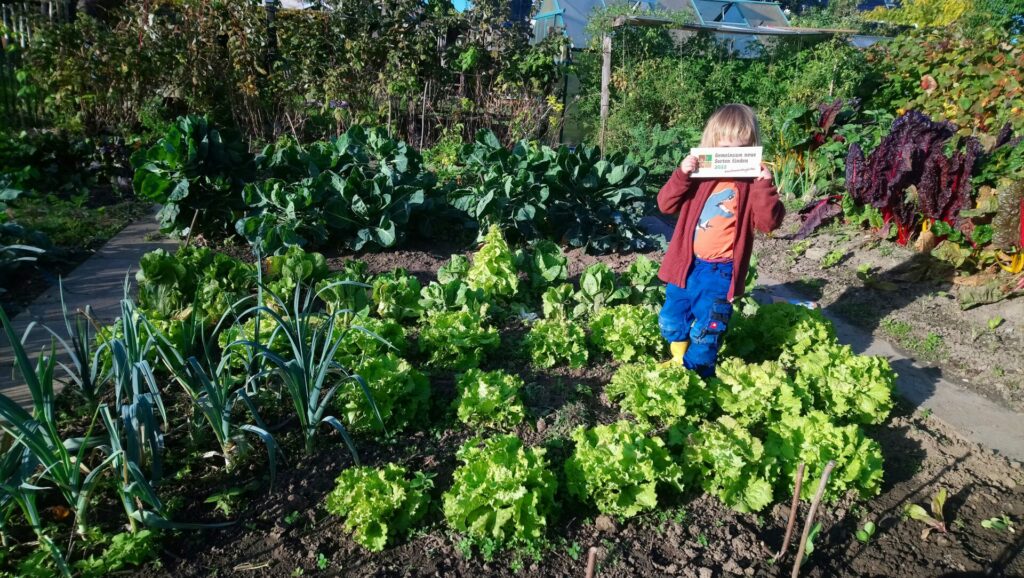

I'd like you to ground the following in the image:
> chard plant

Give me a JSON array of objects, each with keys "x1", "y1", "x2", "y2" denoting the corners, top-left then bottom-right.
[{"x1": 905, "y1": 488, "x2": 948, "y2": 539}]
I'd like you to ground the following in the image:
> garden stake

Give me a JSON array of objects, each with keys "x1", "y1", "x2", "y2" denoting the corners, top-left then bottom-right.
[
  {"x1": 774, "y1": 462, "x2": 806, "y2": 562},
  {"x1": 183, "y1": 209, "x2": 200, "y2": 249},
  {"x1": 584, "y1": 546, "x2": 598, "y2": 578},
  {"x1": 791, "y1": 460, "x2": 836, "y2": 578}
]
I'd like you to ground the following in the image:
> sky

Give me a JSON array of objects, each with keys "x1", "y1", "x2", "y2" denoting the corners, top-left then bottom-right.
[{"x1": 453, "y1": 0, "x2": 469, "y2": 10}]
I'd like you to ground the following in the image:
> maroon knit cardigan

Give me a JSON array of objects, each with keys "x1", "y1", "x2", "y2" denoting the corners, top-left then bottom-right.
[{"x1": 656, "y1": 168, "x2": 785, "y2": 301}]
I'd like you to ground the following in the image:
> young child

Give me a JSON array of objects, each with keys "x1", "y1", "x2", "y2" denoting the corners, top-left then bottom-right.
[{"x1": 657, "y1": 103, "x2": 784, "y2": 377}]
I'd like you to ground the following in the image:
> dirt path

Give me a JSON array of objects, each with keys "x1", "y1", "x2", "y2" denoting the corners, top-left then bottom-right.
[{"x1": 0, "y1": 210, "x2": 177, "y2": 409}]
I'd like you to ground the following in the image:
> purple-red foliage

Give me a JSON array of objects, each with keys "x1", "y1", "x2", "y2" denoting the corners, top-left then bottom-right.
[
  {"x1": 793, "y1": 196, "x2": 842, "y2": 240},
  {"x1": 918, "y1": 137, "x2": 982, "y2": 225},
  {"x1": 844, "y1": 111, "x2": 981, "y2": 245},
  {"x1": 812, "y1": 100, "x2": 845, "y2": 149}
]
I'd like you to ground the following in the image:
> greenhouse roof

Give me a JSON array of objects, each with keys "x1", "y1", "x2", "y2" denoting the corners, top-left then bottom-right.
[{"x1": 534, "y1": 0, "x2": 804, "y2": 48}]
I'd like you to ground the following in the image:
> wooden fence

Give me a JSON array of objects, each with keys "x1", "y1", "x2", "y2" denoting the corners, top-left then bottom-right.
[{"x1": 0, "y1": 1, "x2": 73, "y2": 129}]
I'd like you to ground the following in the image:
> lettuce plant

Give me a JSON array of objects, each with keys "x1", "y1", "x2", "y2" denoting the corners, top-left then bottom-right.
[
  {"x1": 621, "y1": 255, "x2": 664, "y2": 307},
  {"x1": 722, "y1": 302, "x2": 837, "y2": 365},
  {"x1": 564, "y1": 420, "x2": 684, "y2": 518},
  {"x1": 418, "y1": 279, "x2": 487, "y2": 317},
  {"x1": 521, "y1": 239, "x2": 568, "y2": 292},
  {"x1": 333, "y1": 316, "x2": 408, "y2": 367},
  {"x1": 371, "y1": 269, "x2": 423, "y2": 321},
  {"x1": 791, "y1": 342, "x2": 895, "y2": 425},
  {"x1": 573, "y1": 263, "x2": 630, "y2": 317},
  {"x1": 336, "y1": 353, "x2": 430, "y2": 434},
  {"x1": 523, "y1": 318, "x2": 588, "y2": 369},
  {"x1": 465, "y1": 225, "x2": 520, "y2": 301},
  {"x1": 418, "y1": 310, "x2": 500, "y2": 370},
  {"x1": 325, "y1": 464, "x2": 432, "y2": 552},
  {"x1": 453, "y1": 369, "x2": 526, "y2": 430},
  {"x1": 606, "y1": 360, "x2": 712, "y2": 428},
  {"x1": 588, "y1": 304, "x2": 663, "y2": 363},
  {"x1": 765, "y1": 411, "x2": 884, "y2": 502},
  {"x1": 264, "y1": 246, "x2": 329, "y2": 300},
  {"x1": 443, "y1": 436, "x2": 557, "y2": 554},
  {"x1": 691, "y1": 416, "x2": 775, "y2": 513},
  {"x1": 712, "y1": 357, "x2": 808, "y2": 428},
  {"x1": 541, "y1": 283, "x2": 575, "y2": 320}
]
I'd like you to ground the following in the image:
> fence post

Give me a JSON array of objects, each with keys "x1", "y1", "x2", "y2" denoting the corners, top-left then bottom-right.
[{"x1": 599, "y1": 33, "x2": 611, "y2": 157}]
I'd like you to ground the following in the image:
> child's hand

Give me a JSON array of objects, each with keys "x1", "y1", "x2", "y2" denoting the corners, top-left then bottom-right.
[
  {"x1": 756, "y1": 163, "x2": 773, "y2": 181},
  {"x1": 680, "y1": 155, "x2": 699, "y2": 175}
]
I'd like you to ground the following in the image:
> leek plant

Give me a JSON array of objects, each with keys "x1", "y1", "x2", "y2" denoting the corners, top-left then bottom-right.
[
  {"x1": 0, "y1": 307, "x2": 118, "y2": 542},
  {"x1": 232, "y1": 280, "x2": 384, "y2": 456},
  {"x1": 31, "y1": 279, "x2": 106, "y2": 406}
]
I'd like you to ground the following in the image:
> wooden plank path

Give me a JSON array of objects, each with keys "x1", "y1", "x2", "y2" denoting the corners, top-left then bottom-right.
[{"x1": 0, "y1": 212, "x2": 177, "y2": 410}]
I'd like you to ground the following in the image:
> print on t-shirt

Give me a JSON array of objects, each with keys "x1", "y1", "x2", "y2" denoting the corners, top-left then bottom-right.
[{"x1": 693, "y1": 181, "x2": 738, "y2": 261}]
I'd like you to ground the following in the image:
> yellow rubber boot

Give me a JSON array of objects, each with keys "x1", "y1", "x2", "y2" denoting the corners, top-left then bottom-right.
[{"x1": 661, "y1": 341, "x2": 689, "y2": 366}]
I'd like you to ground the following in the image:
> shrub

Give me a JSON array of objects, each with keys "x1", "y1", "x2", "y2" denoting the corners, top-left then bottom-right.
[
  {"x1": 565, "y1": 420, "x2": 684, "y2": 518},
  {"x1": 606, "y1": 360, "x2": 712, "y2": 428},
  {"x1": 453, "y1": 369, "x2": 526, "y2": 430},
  {"x1": 418, "y1": 310, "x2": 500, "y2": 370},
  {"x1": 443, "y1": 436, "x2": 557, "y2": 553},
  {"x1": 325, "y1": 464, "x2": 433, "y2": 552},
  {"x1": 523, "y1": 318, "x2": 588, "y2": 369},
  {"x1": 336, "y1": 353, "x2": 430, "y2": 434},
  {"x1": 588, "y1": 304, "x2": 663, "y2": 363}
]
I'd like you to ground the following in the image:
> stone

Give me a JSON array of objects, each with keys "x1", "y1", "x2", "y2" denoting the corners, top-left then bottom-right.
[
  {"x1": 698, "y1": 568, "x2": 714, "y2": 578},
  {"x1": 595, "y1": 514, "x2": 617, "y2": 534}
]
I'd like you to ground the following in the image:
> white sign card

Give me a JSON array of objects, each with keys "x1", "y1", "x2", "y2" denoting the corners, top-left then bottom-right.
[{"x1": 689, "y1": 146, "x2": 763, "y2": 179}]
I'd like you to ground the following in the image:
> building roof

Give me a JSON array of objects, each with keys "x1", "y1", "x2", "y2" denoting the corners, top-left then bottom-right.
[{"x1": 534, "y1": 0, "x2": 795, "y2": 48}]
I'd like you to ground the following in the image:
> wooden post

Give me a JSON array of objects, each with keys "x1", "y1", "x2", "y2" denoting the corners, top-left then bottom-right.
[{"x1": 599, "y1": 33, "x2": 612, "y2": 157}]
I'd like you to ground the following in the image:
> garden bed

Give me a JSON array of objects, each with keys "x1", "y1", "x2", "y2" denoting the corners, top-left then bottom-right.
[{"x1": 131, "y1": 241, "x2": 1021, "y2": 578}]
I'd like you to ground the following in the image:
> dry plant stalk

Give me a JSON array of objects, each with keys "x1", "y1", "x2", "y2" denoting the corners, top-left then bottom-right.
[
  {"x1": 584, "y1": 546, "x2": 598, "y2": 578},
  {"x1": 791, "y1": 460, "x2": 837, "y2": 578},
  {"x1": 774, "y1": 462, "x2": 806, "y2": 562}
]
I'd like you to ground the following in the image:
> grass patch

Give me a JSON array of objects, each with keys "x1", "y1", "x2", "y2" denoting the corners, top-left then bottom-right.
[{"x1": 9, "y1": 194, "x2": 149, "y2": 250}]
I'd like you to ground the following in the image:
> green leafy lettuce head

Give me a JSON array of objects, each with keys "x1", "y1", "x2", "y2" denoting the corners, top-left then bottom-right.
[
  {"x1": 712, "y1": 357, "x2": 809, "y2": 427},
  {"x1": 607, "y1": 359, "x2": 712, "y2": 428},
  {"x1": 325, "y1": 464, "x2": 433, "y2": 552},
  {"x1": 588, "y1": 304, "x2": 663, "y2": 363},
  {"x1": 466, "y1": 225, "x2": 520, "y2": 301},
  {"x1": 443, "y1": 435, "x2": 557, "y2": 553},
  {"x1": 691, "y1": 416, "x2": 775, "y2": 513},
  {"x1": 766, "y1": 411, "x2": 884, "y2": 502},
  {"x1": 565, "y1": 420, "x2": 684, "y2": 518},
  {"x1": 336, "y1": 353, "x2": 430, "y2": 434},
  {"x1": 453, "y1": 369, "x2": 526, "y2": 430},
  {"x1": 792, "y1": 342, "x2": 896, "y2": 425},
  {"x1": 524, "y1": 317, "x2": 589, "y2": 369}
]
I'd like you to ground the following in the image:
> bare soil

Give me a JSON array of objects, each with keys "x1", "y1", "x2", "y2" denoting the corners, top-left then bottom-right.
[{"x1": 151, "y1": 243, "x2": 1024, "y2": 578}]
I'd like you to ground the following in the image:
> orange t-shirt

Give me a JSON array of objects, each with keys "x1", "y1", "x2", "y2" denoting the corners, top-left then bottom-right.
[{"x1": 692, "y1": 181, "x2": 738, "y2": 261}]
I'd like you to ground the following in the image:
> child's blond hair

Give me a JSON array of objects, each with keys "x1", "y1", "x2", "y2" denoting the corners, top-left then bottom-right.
[{"x1": 699, "y1": 103, "x2": 762, "y2": 147}]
